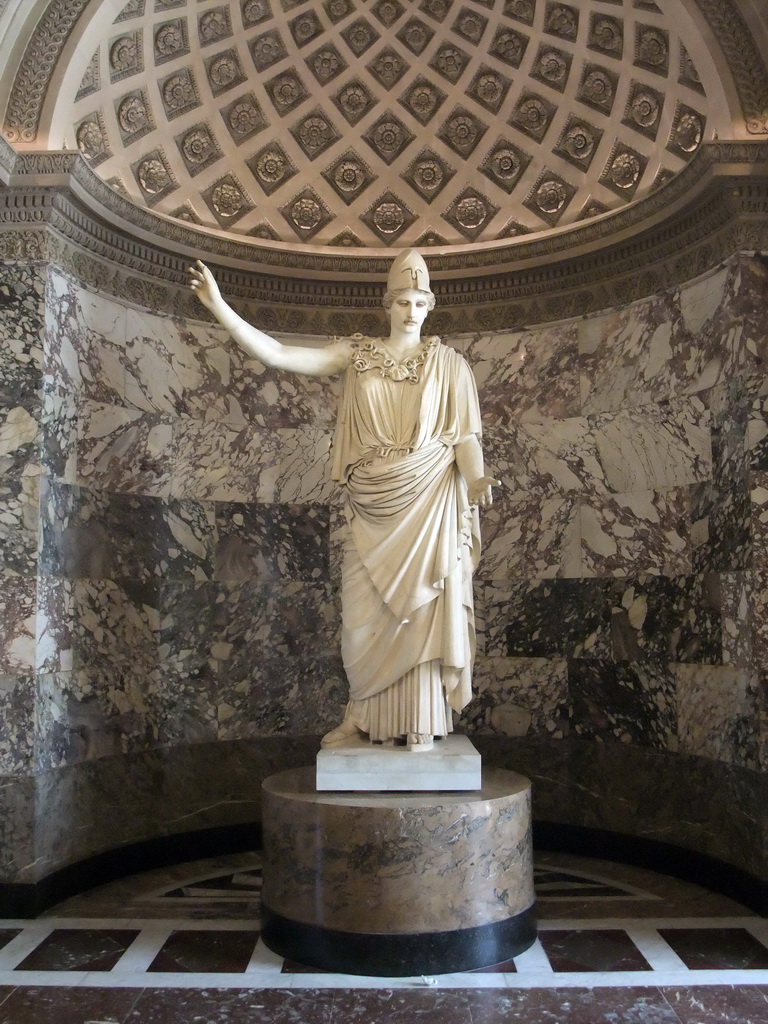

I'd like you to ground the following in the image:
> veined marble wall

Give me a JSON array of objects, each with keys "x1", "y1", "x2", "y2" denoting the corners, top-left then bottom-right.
[{"x1": 0, "y1": 253, "x2": 767, "y2": 886}]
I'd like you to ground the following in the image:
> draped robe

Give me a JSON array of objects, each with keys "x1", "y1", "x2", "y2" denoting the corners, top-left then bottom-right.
[{"x1": 330, "y1": 335, "x2": 482, "y2": 741}]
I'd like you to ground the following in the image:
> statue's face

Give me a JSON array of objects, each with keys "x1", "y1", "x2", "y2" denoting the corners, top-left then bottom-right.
[{"x1": 389, "y1": 289, "x2": 431, "y2": 335}]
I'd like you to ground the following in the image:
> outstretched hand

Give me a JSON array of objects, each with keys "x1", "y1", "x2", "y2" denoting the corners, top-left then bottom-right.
[
  {"x1": 468, "y1": 475, "x2": 501, "y2": 509},
  {"x1": 188, "y1": 260, "x2": 222, "y2": 312}
]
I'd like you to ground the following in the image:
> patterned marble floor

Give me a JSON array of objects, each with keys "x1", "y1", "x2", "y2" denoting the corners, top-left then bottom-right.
[{"x1": 0, "y1": 851, "x2": 767, "y2": 1022}]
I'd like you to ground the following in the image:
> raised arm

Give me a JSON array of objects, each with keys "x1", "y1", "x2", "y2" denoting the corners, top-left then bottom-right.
[{"x1": 188, "y1": 261, "x2": 350, "y2": 377}]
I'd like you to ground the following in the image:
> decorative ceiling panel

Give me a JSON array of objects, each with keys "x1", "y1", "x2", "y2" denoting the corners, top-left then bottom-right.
[{"x1": 58, "y1": 0, "x2": 722, "y2": 248}]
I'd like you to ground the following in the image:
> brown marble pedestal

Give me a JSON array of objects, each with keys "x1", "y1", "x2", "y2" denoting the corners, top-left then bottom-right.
[{"x1": 261, "y1": 766, "x2": 536, "y2": 976}]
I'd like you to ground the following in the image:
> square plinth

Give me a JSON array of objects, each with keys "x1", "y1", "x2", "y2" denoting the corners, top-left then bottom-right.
[{"x1": 315, "y1": 734, "x2": 482, "y2": 791}]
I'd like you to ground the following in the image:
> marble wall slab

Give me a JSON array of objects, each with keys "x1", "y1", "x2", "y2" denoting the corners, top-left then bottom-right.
[
  {"x1": 466, "y1": 323, "x2": 581, "y2": 424},
  {"x1": 568, "y1": 658, "x2": 677, "y2": 750},
  {"x1": 2, "y1": 252, "x2": 768, "y2": 884},
  {"x1": 675, "y1": 664, "x2": 759, "y2": 770}
]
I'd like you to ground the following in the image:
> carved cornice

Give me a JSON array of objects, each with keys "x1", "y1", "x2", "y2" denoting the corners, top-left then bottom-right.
[
  {"x1": 3, "y1": 0, "x2": 90, "y2": 144},
  {"x1": 1, "y1": 142, "x2": 767, "y2": 333},
  {"x1": 694, "y1": 0, "x2": 768, "y2": 135}
]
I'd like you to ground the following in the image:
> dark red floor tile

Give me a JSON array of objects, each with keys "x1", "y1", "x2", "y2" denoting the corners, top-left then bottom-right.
[
  {"x1": 538, "y1": 929, "x2": 652, "y2": 972},
  {"x1": 662, "y1": 985, "x2": 768, "y2": 1023},
  {"x1": 14, "y1": 929, "x2": 140, "y2": 972},
  {"x1": 0, "y1": 986, "x2": 141, "y2": 1024},
  {"x1": 466, "y1": 986, "x2": 682, "y2": 1023},
  {"x1": 126, "y1": 988, "x2": 334, "y2": 1023},
  {"x1": 0, "y1": 932, "x2": 21, "y2": 952},
  {"x1": 658, "y1": 929, "x2": 768, "y2": 970},
  {"x1": 147, "y1": 929, "x2": 259, "y2": 973},
  {"x1": 330, "y1": 989, "x2": 473, "y2": 1023}
]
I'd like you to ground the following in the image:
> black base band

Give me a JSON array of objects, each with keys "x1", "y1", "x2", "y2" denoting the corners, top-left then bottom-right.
[{"x1": 260, "y1": 903, "x2": 537, "y2": 976}]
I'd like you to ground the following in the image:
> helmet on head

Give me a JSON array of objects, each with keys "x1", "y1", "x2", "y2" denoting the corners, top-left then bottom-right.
[{"x1": 383, "y1": 249, "x2": 436, "y2": 310}]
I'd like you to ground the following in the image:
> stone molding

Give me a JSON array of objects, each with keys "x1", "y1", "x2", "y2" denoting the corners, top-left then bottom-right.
[
  {"x1": 3, "y1": 0, "x2": 91, "y2": 144},
  {"x1": 1, "y1": 139, "x2": 767, "y2": 331},
  {"x1": 695, "y1": 0, "x2": 768, "y2": 135}
]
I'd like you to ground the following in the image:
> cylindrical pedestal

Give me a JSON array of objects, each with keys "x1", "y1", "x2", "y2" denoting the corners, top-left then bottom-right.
[{"x1": 261, "y1": 766, "x2": 536, "y2": 976}]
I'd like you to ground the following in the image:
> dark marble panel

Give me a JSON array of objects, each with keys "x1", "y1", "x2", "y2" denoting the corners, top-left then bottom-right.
[
  {"x1": 752, "y1": 472, "x2": 768, "y2": 572},
  {"x1": 0, "y1": 577, "x2": 35, "y2": 675},
  {"x1": 568, "y1": 659, "x2": 676, "y2": 750},
  {"x1": 460, "y1": 656, "x2": 569, "y2": 739},
  {"x1": 0, "y1": 674, "x2": 34, "y2": 775},
  {"x1": 752, "y1": 568, "x2": 768, "y2": 669},
  {"x1": 36, "y1": 669, "x2": 156, "y2": 770},
  {"x1": 0, "y1": 475, "x2": 38, "y2": 577},
  {"x1": 71, "y1": 578, "x2": 160, "y2": 675},
  {"x1": 40, "y1": 479, "x2": 164, "y2": 580},
  {"x1": 478, "y1": 492, "x2": 581, "y2": 580},
  {"x1": 610, "y1": 573, "x2": 722, "y2": 664},
  {"x1": 484, "y1": 578, "x2": 618, "y2": 659},
  {"x1": 160, "y1": 579, "x2": 340, "y2": 674},
  {"x1": 658, "y1": 928, "x2": 768, "y2": 970},
  {"x1": 214, "y1": 501, "x2": 329, "y2": 582},
  {"x1": 750, "y1": 393, "x2": 768, "y2": 472},
  {"x1": 0, "y1": 774, "x2": 36, "y2": 883},
  {"x1": 466, "y1": 322, "x2": 580, "y2": 425},
  {"x1": 127, "y1": 987, "x2": 335, "y2": 1024},
  {"x1": 690, "y1": 477, "x2": 752, "y2": 573},
  {"x1": 15, "y1": 928, "x2": 140, "y2": 971},
  {"x1": 466, "y1": 986, "x2": 682, "y2": 1024},
  {"x1": 720, "y1": 571, "x2": 755, "y2": 670},
  {"x1": 662, "y1": 984, "x2": 768, "y2": 1024},
  {"x1": 0, "y1": 986, "x2": 142, "y2": 1024},
  {"x1": 675, "y1": 664, "x2": 759, "y2": 770},
  {"x1": 538, "y1": 928, "x2": 652, "y2": 972},
  {"x1": 147, "y1": 929, "x2": 259, "y2": 972},
  {"x1": 219, "y1": 652, "x2": 348, "y2": 739}
]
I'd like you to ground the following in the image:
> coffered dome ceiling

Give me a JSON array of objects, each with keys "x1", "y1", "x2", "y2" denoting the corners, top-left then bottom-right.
[{"x1": 14, "y1": 0, "x2": 743, "y2": 251}]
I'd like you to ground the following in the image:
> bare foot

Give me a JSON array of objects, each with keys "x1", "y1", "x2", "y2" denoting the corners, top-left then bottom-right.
[
  {"x1": 406, "y1": 732, "x2": 434, "y2": 752},
  {"x1": 321, "y1": 718, "x2": 362, "y2": 748}
]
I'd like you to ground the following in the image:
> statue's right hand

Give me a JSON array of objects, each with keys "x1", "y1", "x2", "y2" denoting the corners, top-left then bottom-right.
[{"x1": 188, "y1": 259, "x2": 222, "y2": 311}]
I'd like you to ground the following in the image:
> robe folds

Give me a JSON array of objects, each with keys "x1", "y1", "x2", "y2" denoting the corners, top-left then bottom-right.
[{"x1": 330, "y1": 335, "x2": 483, "y2": 741}]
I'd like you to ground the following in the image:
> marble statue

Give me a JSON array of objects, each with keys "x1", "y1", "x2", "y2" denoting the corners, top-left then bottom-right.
[{"x1": 188, "y1": 250, "x2": 498, "y2": 752}]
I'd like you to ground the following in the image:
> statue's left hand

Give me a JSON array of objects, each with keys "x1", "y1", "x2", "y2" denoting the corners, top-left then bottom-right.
[{"x1": 468, "y1": 475, "x2": 501, "y2": 508}]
